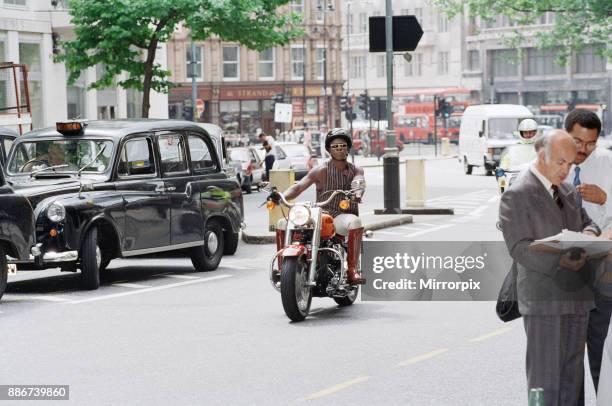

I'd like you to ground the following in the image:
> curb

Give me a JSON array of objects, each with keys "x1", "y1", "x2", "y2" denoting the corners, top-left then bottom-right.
[
  {"x1": 241, "y1": 214, "x2": 414, "y2": 245},
  {"x1": 358, "y1": 155, "x2": 458, "y2": 168}
]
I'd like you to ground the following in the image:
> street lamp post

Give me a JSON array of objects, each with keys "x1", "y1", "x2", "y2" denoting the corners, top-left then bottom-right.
[{"x1": 319, "y1": 1, "x2": 335, "y2": 130}]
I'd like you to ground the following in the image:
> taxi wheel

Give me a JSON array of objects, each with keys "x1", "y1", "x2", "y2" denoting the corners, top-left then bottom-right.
[
  {"x1": 191, "y1": 222, "x2": 224, "y2": 271},
  {"x1": 223, "y1": 231, "x2": 239, "y2": 255},
  {"x1": 0, "y1": 245, "x2": 7, "y2": 300},
  {"x1": 80, "y1": 228, "x2": 101, "y2": 290}
]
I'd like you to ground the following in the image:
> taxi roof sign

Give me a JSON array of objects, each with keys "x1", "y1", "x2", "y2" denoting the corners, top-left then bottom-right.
[{"x1": 56, "y1": 121, "x2": 87, "y2": 136}]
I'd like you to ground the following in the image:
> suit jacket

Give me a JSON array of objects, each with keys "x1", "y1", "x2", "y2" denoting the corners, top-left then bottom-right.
[{"x1": 499, "y1": 169, "x2": 600, "y2": 315}]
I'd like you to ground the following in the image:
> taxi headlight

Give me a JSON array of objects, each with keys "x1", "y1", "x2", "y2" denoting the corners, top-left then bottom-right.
[
  {"x1": 288, "y1": 205, "x2": 311, "y2": 226},
  {"x1": 47, "y1": 202, "x2": 66, "y2": 223}
]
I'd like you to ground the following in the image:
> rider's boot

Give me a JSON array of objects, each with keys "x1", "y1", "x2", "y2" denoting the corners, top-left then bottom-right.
[{"x1": 347, "y1": 227, "x2": 366, "y2": 285}]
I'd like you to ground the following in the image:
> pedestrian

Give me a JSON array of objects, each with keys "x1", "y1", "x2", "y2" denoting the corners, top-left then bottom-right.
[
  {"x1": 499, "y1": 130, "x2": 602, "y2": 406},
  {"x1": 262, "y1": 141, "x2": 275, "y2": 181},
  {"x1": 565, "y1": 109, "x2": 612, "y2": 398},
  {"x1": 258, "y1": 132, "x2": 276, "y2": 153}
]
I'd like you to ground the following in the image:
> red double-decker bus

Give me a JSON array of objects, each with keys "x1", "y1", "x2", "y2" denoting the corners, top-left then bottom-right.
[{"x1": 393, "y1": 87, "x2": 472, "y2": 143}]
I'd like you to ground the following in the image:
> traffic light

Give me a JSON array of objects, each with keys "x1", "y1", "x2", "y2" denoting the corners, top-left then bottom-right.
[
  {"x1": 340, "y1": 95, "x2": 349, "y2": 112},
  {"x1": 358, "y1": 91, "x2": 369, "y2": 119},
  {"x1": 436, "y1": 97, "x2": 452, "y2": 118},
  {"x1": 270, "y1": 93, "x2": 284, "y2": 112},
  {"x1": 345, "y1": 111, "x2": 357, "y2": 121}
]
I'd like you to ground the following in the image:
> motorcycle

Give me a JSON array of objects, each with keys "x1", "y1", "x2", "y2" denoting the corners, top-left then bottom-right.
[{"x1": 265, "y1": 180, "x2": 365, "y2": 322}]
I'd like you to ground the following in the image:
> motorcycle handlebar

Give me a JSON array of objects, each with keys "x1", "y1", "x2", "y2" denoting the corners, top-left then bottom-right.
[{"x1": 269, "y1": 188, "x2": 362, "y2": 209}]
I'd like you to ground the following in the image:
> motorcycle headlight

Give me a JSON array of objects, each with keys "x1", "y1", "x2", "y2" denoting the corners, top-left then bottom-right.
[
  {"x1": 47, "y1": 202, "x2": 66, "y2": 223},
  {"x1": 288, "y1": 205, "x2": 311, "y2": 226}
]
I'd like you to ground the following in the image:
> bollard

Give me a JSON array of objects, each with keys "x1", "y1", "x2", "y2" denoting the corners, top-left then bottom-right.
[
  {"x1": 268, "y1": 169, "x2": 295, "y2": 232},
  {"x1": 528, "y1": 388, "x2": 545, "y2": 406},
  {"x1": 404, "y1": 159, "x2": 426, "y2": 207},
  {"x1": 441, "y1": 137, "x2": 450, "y2": 156}
]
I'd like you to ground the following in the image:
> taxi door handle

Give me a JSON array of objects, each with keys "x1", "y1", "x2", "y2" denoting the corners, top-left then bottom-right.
[{"x1": 166, "y1": 186, "x2": 176, "y2": 192}]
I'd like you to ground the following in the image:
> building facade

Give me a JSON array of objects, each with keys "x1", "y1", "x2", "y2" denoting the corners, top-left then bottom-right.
[
  {"x1": 167, "y1": 0, "x2": 345, "y2": 136},
  {"x1": 0, "y1": 0, "x2": 168, "y2": 132},
  {"x1": 463, "y1": 13, "x2": 612, "y2": 133},
  {"x1": 341, "y1": 1, "x2": 466, "y2": 116}
]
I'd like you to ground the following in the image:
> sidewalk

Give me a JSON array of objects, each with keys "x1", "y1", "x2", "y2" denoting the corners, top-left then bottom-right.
[{"x1": 241, "y1": 211, "x2": 414, "y2": 244}]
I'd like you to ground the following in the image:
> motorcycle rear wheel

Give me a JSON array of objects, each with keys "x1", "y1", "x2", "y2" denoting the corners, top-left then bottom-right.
[{"x1": 280, "y1": 256, "x2": 312, "y2": 322}]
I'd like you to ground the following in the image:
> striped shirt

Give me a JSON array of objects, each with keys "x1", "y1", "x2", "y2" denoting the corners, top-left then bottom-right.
[{"x1": 316, "y1": 160, "x2": 359, "y2": 217}]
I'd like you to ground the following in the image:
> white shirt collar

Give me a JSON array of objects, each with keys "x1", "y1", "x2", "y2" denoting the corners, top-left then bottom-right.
[{"x1": 530, "y1": 163, "x2": 554, "y2": 196}]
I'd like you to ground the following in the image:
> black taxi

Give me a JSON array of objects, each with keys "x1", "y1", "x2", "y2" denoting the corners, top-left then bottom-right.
[
  {"x1": 4, "y1": 120, "x2": 243, "y2": 290},
  {"x1": 0, "y1": 162, "x2": 36, "y2": 300}
]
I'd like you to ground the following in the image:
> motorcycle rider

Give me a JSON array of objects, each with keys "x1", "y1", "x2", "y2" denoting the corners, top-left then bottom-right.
[
  {"x1": 499, "y1": 118, "x2": 539, "y2": 171},
  {"x1": 271, "y1": 128, "x2": 366, "y2": 285}
]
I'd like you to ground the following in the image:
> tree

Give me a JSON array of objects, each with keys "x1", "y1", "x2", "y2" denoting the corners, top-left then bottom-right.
[
  {"x1": 56, "y1": 0, "x2": 302, "y2": 118},
  {"x1": 432, "y1": 0, "x2": 612, "y2": 65}
]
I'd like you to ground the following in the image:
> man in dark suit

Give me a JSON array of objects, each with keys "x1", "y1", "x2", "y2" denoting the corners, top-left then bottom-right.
[{"x1": 499, "y1": 130, "x2": 601, "y2": 405}]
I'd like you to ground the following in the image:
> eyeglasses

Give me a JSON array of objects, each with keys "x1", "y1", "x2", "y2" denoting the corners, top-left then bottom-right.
[{"x1": 330, "y1": 144, "x2": 348, "y2": 150}]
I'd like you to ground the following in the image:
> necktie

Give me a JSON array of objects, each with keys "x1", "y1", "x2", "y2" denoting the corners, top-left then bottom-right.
[
  {"x1": 573, "y1": 166, "x2": 582, "y2": 206},
  {"x1": 552, "y1": 185, "x2": 563, "y2": 210}
]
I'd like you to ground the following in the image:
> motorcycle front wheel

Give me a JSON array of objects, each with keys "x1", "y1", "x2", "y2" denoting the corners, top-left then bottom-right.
[{"x1": 280, "y1": 256, "x2": 312, "y2": 322}]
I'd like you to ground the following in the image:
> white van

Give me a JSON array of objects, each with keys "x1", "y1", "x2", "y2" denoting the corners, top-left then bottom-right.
[{"x1": 459, "y1": 104, "x2": 533, "y2": 175}]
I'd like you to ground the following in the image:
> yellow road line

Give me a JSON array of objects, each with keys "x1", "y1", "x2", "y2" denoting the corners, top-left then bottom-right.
[
  {"x1": 300, "y1": 376, "x2": 370, "y2": 401},
  {"x1": 469, "y1": 327, "x2": 513, "y2": 342},
  {"x1": 396, "y1": 348, "x2": 449, "y2": 367}
]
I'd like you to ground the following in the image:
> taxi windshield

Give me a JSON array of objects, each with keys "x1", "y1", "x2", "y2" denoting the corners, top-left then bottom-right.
[{"x1": 8, "y1": 139, "x2": 113, "y2": 174}]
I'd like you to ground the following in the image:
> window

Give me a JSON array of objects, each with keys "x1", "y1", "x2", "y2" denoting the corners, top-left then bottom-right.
[
  {"x1": 315, "y1": 47, "x2": 325, "y2": 80},
  {"x1": 290, "y1": 0, "x2": 303, "y2": 14},
  {"x1": 222, "y1": 46, "x2": 239, "y2": 80},
  {"x1": 413, "y1": 53, "x2": 422, "y2": 76},
  {"x1": 259, "y1": 48, "x2": 275, "y2": 79},
  {"x1": 576, "y1": 45, "x2": 606, "y2": 74},
  {"x1": 438, "y1": 52, "x2": 449, "y2": 75},
  {"x1": 526, "y1": 47, "x2": 565, "y2": 76},
  {"x1": 468, "y1": 50, "x2": 480, "y2": 70},
  {"x1": 219, "y1": 100, "x2": 240, "y2": 133},
  {"x1": 539, "y1": 12, "x2": 554, "y2": 24},
  {"x1": 291, "y1": 46, "x2": 305, "y2": 79},
  {"x1": 186, "y1": 45, "x2": 204, "y2": 81},
  {"x1": 3, "y1": 137, "x2": 14, "y2": 156},
  {"x1": 19, "y1": 42, "x2": 42, "y2": 129},
  {"x1": 489, "y1": 49, "x2": 518, "y2": 77},
  {"x1": 118, "y1": 138, "x2": 156, "y2": 177},
  {"x1": 188, "y1": 135, "x2": 216, "y2": 171},
  {"x1": 437, "y1": 13, "x2": 449, "y2": 32},
  {"x1": 376, "y1": 55, "x2": 386, "y2": 77},
  {"x1": 348, "y1": 13, "x2": 354, "y2": 34},
  {"x1": 349, "y1": 56, "x2": 364, "y2": 79},
  {"x1": 358, "y1": 13, "x2": 367, "y2": 33},
  {"x1": 67, "y1": 72, "x2": 86, "y2": 120},
  {"x1": 414, "y1": 8, "x2": 423, "y2": 24},
  {"x1": 126, "y1": 88, "x2": 143, "y2": 118},
  {"x1": 158, "y1": 133, "x2": 188, "y2": 174}
]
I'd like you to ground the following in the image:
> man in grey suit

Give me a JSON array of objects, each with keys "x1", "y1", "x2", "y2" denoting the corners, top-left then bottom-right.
[{"x1": 499, "y1": 130, "x2": 601, "y2": 405}]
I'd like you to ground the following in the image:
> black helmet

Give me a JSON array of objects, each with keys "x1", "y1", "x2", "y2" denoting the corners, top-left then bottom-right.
[{"x1": 325, "y1": 128, "x2": 352, "y2": 152}]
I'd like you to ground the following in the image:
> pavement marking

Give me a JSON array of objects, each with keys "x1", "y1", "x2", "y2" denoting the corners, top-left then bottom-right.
[
  {"x1": 397, "y1": 348, "x2": 449, "y2": 367},
  {"x1": 300, "y1": 376, "x2": 370, "y2": 401},
  {"x1": 415, "y1": 222, "x2": 437, "y2": 227},
  {"x1": 375, "y1": 230, "x2": 404, "y2": 236},
  {"x1": 468, "y1": 206, "x2": 488, "y2": 217},
  {"x1": 4, "y1": 294, "x2": 69, "y2": 302},
  {"x1": 112, "y1": 282, "x2": 152, "y2": 289},
  {"x1": 162, "y1": 274, "x2": 199, "y2": 280},
  {"x1": 403, "y1": 223, "x2": 454, "y2": 238},
  {"x1": 469, "y1": 327, "x2": 513, "y2": 342},
  {"x1": 488, "y1": 195, "x2": 500, "y2": 203},
  {"x1": 65, "y1": 274, "x2": 232, "y2": 305}
]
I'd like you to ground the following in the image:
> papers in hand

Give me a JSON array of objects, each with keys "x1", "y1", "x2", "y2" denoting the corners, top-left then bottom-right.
[{"x1": 530, "y1": 229, "x2": 612, "y2": 257}]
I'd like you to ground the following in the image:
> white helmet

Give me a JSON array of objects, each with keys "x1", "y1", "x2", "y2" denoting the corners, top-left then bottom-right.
[{"x1": 518, "y1": 118, "x2": 538, "y2": 142}]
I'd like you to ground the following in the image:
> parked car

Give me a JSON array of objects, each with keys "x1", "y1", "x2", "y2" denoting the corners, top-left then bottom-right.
[
  {"x1": 4, "y1": 120, "x2": 244, "y2": 290},
  {"x1": 228, "y1": 146, "x2": 265, "y2": 193},
  {"x1": 0, "y1": 162, "x2": 36, "y2": 300},
  {"x1": 272, "y1": 142, "x2": 319, "y2": 179},
  {"x1": 0, "y1": 127, "x2": 17, "y2": 166}
]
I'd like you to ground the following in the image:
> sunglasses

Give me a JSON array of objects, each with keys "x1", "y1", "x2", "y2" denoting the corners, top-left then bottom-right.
[{"x1": 330, "y1": 144, "x2": 348, "y2": 150}]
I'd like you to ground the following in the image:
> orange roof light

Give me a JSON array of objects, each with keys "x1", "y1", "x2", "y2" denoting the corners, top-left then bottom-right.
[{"x1": 56, "y1": 121, "x2": 86, "y2": 136}]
